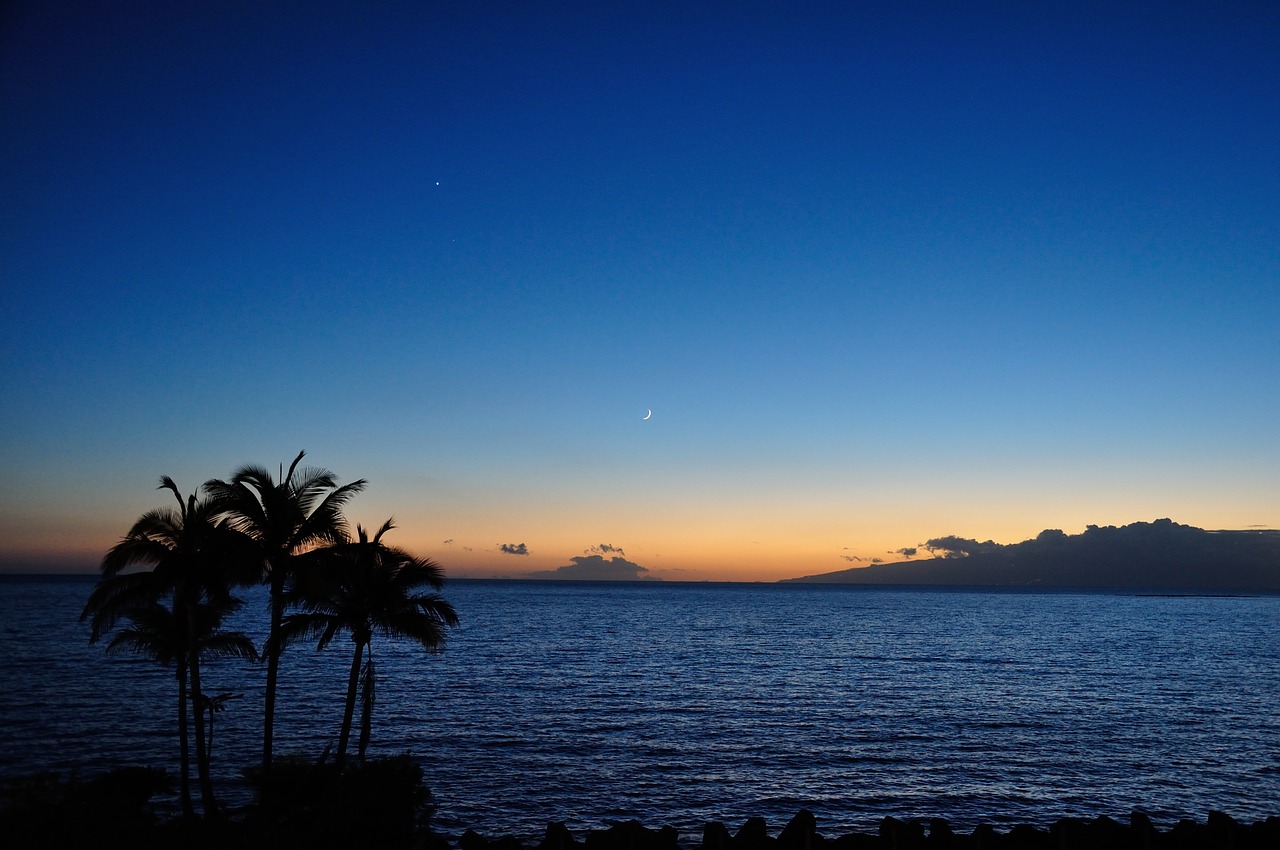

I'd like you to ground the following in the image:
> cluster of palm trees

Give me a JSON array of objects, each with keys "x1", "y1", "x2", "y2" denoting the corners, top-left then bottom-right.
[{"x1": 80, "y1": 451, "x2": 458, "y2": 820}]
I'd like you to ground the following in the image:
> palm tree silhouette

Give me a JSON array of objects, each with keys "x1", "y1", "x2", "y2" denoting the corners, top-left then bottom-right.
[
  {"x1": 81, "y1": 478, "x2": 257, "y2": 818},
  {"x1": 205, "y1": 451, "x2": 365, "y2": 772},
  {"x1": 103, "y1": 599, "x2": 257, "y2": 816},
  {"x1": 197, "y1": 692, "x2": 244, "y2": 766},
  {"x1": 282, "y1": 519, "x2": 458, "y2": 769}
]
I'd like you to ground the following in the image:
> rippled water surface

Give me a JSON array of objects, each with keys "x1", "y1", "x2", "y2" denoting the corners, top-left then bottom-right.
[{"x1": 1, "y1": 577, "x2": 1277, "y2": 839}]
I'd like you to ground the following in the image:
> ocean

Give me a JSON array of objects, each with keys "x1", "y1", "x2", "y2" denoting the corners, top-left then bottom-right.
[{"x1": 1, "y1": 576, "x2": 1277, "y2": 840}]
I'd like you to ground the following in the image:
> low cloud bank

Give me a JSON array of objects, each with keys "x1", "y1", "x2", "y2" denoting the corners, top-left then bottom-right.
[
  {"x1": 922, "y1": 536, "x2": 1000, "y2": 558},
  {"x1": 528, "y1": 554, "x2": 654, "y2": 580}
]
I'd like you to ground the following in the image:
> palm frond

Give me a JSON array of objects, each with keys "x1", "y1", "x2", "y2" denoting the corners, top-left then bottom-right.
[
  {"x1": 205, "y1": 478, "x2": 271, "y2": 540},
  {"x1": 395, "y1": 556, "x2": 447, "y2": 591},
  {"x1": 279, "y1": 612, "x2": 327, "y2": 646},
  {"x1": 283, "y1": 450, "x2": 307, "y2": 486},
  {"x1": 280, "y1": 612, "x2": 346, "y2": 651},
  {"x1": 104, "y1": 602, "x2": 184, "y2": 664},
  {"x1": 100, "y1": 534, "x2": 172, "y2": 577},
  {"x1": 202, "y1": 632, "x2": 260, "y2": 661},
  {"x1": 81, "y1": 571, "x2": 170, "y2": 641},
  {"x1": 290, "y1": 466, "x2": 340, "y2": 517},
  {"x1": 378, "y1": 602, "x2": 456, "y2": 650},
  {"x1": 106, "y1": 630, "x2": 182, "y2": 665},
  {"x1": 413, "y1": 593, "x2": 460, "y2": 625},
  {"x1": 157, "y1": 476, "x2": 187, "y2": 513},
  {"x1": 293, "y1": 480, "x2": 365, "y2": 550},
  {"x1": 371, "y1": 517, "x2": 396, "y2": 544},
  {"x1": 228, "y1": 463, "x2": 277, "y2": 490}
]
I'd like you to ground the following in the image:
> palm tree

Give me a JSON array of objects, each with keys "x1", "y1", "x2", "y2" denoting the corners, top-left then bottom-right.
[
  {"x1": 81, "y1": 478, "x2": 258, "y2": 818},
  {"x1": 204, "y1": 451, "x2": 366, "y2": 771},
  {"x1": 282, "y1": 519, "x2": 458, "y2": 769},
  {"x1": 102, "y1": 597, "x2": 257, "y2": 817},
  {"x1": 89, "y1": 582, "x2": 196, "y2": 820},
  {"x1": 198, "y1": 692, "x2": 243, "y2": 764}
]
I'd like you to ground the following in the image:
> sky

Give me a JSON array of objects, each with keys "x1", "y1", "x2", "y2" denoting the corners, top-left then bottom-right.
[{"x1": 2, "y1": 1, "x2": 1277, "y2": 581}]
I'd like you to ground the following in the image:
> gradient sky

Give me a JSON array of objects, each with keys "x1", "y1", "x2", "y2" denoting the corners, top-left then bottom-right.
[{"x1": 2, "y1": 1, "x2": 1277, "y2": 581}]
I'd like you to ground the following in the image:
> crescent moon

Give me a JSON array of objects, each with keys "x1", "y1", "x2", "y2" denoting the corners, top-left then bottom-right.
[{"x1": 643, "y1": 409, "x2": 652, "y2": 420}]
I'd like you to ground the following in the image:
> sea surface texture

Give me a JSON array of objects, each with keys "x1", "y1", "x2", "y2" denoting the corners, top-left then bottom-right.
[{"x1": 1, "y1": 577, "x2": 1277, "y2": 839}]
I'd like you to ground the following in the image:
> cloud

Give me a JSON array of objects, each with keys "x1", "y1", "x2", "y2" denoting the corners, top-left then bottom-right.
[
  {"x1": 841, "y1": 554, "x2": 863, "y2": 562},
  {"x1": 585, "y1": 542, "x2": 626, "y2": 556},
  {"x1": 892, "y1": 547, "x2": 917, "y2": 559},
  {"x1": 528, "y1": 554, "x2": 654, "y2": 581},
  {"x1": 442, "y1": 538, "x2": 454, "y2": 545},
  {"x1": 499, "y1": 543, "x2": 529, "y2": 556},
  {"x1": 870, "y1": 557, "x2": 884, "y2": 564},
  {"x1": 923, "y1": 536, "x2": 1000, "y2": 558}
]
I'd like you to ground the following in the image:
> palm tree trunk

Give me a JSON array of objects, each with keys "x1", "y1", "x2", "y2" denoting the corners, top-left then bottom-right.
[
  {"x1": 176, "y1": 659, "x2": 195, "y2": 820},
  {"x1": 206, "y1": 699, "x2": 216, "y2": 757},
  {"x1": 334, "y1": 639, "x2": 365, "y2": 770},
  {"x1": 357, "y1": 652, "x2": 375, "y2": 763},
  {"x1": 261, "y1": 571, "x2": 285, "y2": 772},
  {"x1": 189, "y1": 645, "x2": 219, "y2": 818}
]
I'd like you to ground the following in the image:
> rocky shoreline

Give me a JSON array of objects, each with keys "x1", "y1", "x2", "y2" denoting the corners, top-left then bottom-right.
[
  {"x1": 452, "y1": 809, "x2": 1280, "y2": 850},
  {"x1": 4, "y1": 766, "x2": 1276, "y2": 849}
]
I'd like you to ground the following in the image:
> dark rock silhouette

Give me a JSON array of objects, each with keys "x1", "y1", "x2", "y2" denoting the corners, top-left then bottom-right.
[
  {"x1": 539, "y1": 821, "x2": 582, "y2": 850},
  {"x1": 734, "y1": 816, "x2": 775, "y2": 850},
  {"x1": 703, "y1": 822, "x2": 734, "y2": 850},
  {"x1": 877, "y1": 816, "x2": 925, "y2": 849},
  {"x1": 578, "y1": 820, "x2": 680, "y2": 850},
  {"x1": 784, "y1": 519, "x2": 1280, "y2": 592},
  {"x1": 967, "y1": 823, "x2": 997, "y2": 849},
  {"x1": 5, "y1": 774, "x2": 1280, "y2": 850},
  {"x1": 464, "y1": 828, "x2": 527, "y2": 850},
  {"x1": 441, "y1": 812, "x2": 1280, "y2": 850},
  {"x1": 1003, "y1": 823, "x2": 1047, "y2": 849},
  {"x1": 777, "y1": 809, "x2": 819, "y2": 850},
  {"x1": 926, "y1": 819, "x2": 955, "y2": 845},
  {"x1": 1129, "y1": 811, "x2": 1158, "y2": 846}
]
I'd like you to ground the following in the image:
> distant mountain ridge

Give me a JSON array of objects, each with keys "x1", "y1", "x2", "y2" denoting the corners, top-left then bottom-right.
[{"x1": 782, "y1": 519, "x2": 1280, "y2": 592}]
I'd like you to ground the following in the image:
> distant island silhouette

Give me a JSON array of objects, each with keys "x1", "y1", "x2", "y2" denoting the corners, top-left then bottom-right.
[{"x1": 783, "y1": 519, "x2": 1280, "y2": 592}]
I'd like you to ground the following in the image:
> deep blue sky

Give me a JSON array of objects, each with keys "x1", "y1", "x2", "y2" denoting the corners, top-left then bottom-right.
[{"x1": 2, "y1": 1, "x2": 1277, "y2": 579}]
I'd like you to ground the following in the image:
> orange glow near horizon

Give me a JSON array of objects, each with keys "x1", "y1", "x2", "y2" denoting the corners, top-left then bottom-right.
[{"x1": 2, "y1": 486, "x2": 1274, "y2": 582}]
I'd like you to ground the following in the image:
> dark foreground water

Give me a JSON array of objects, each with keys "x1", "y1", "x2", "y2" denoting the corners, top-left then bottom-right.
[{"x1": 1, "y1": 576, "x2": 1277, "y2": 839}]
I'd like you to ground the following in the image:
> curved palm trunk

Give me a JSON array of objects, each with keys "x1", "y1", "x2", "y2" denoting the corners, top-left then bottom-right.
[
  {"x1": 334, "y1": 638, "x2": 366, "y2": 770},
  {"x1": 261, "y1": 571, "x2": 286, "y2": 771},
  {"x1": 176, "y1": 658, "x2": 195, "y2": 820}
]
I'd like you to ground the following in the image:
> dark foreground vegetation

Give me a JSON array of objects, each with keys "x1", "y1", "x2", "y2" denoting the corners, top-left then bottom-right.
[
  {"x1": 2, "y1": 767, "x2": 1276, "y2": 850},
  {"x1": 0, "y1": 757, "x2": 435, "y2": 849}
]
